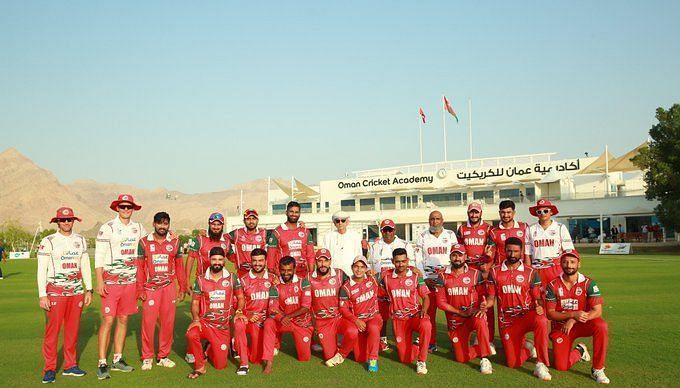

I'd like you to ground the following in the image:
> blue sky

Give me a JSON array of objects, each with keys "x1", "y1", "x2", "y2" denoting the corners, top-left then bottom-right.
[{"x1": 1, "y1": 1, "x2": 679, "y2": 193}]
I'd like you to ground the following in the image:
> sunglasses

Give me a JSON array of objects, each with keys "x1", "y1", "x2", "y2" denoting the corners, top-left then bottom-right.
[
  {"x1": 56, "y1": 218, "x2": 74, "y2": 223},
  {"x1": 334, "y1": 218, "x2": 347, "y2": 224},
  {"x1": 536, "y1": 209, "x2": 551, "y2": 215},
  {"x1": 381, "y1": 227, "x2": 395, "y2": 232},
  {"x1": 118, "y1": 205, "x2": 134, "y2": 210}
]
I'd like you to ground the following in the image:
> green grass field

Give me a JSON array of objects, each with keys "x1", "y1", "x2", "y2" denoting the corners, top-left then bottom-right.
[{"x1": 1, "y1": 254, "x2": 679, "y2": 387}]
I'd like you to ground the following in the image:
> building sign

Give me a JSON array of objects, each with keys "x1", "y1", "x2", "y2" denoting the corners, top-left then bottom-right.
[
  {"x1": 337, "y1": 175, "x2": 434, "y2": 190},
  {"x1": 9, "y1": 251, "x2": 31, "y2": 260},
  {"x1": 599, "y1": 243, "x2": 632, "y2": 255},
  {"x1": 455, "y1": 160, "x2": 581, "y2": 181}
]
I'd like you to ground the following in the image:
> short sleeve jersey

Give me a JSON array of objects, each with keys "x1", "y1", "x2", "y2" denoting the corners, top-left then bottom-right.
[
  {"x1": 193, "y1": 269, "x2": 242, "y2": 330},
  {"x1": 228, "y1": 227, "x2": 267, "y2": 275},
  {"x1": 239, "y1": 270, "x2": 275, "y2": 326},
  {"x1": 268, "y1": 275, "x2": 313, "y2": 327},
  {"x1": 456, "y1": 222, "x2": 494, "y2": 259},
  {"x1": 487, "y1": 261, "x2": 541, "y2": 327},
  {"x1": 308, "y1": 268, "x2": 347, "y2": 320},
  {"x1": 339, "y1": 277, "x2": 380, "y2": 320},
  {"x1": 545, "y1": 273, "x2": 603, "y2": 330},
  {"x1": 188, "y1": 234, "x2": 231, "y2": 276},
  {"x1": 528, "y1": 221, "x2": 575, "y2": 268},
  {"x1": 96, "y1": 217, "x2": 147, "y2": 284},
  {"x1": 379, "y1": 269, "x2": 430, "y2": 320},
  {"x1": 416, "y1": 229, "x2": 458, "y2": 279},
  {"x1": 489, "y1": 221, "x2": 531, "y2": 266},
  {"x1": 37, "y1": 232, "x2": 89, "y2": 296},
  {"x1": 137, "y1": 234, "x2": 183, "y2": 291}
]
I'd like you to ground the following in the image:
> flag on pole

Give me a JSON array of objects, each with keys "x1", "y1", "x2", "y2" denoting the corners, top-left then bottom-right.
[
  {"x1": 419, "y1": 107, "x2": 427, "y2": 123},
  {"x1": 443, "y1": 96, "x2": 459, "y2": 123}
]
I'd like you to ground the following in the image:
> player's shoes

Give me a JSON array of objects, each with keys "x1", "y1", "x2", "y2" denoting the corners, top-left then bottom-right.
[
  {"x1": 42, "y1": 370, "x2": 56, "y2": 384},
  {"x1": 111, "y1": 359, "x2": 134, "y2": 372},
  {"x1": 379, "y1": 337, "x2": 390, "y2": 352},
  {"x1": 416, "y1": 361, "x2": 428, "y2": 375},
  {"x1": 325, "y1": 353, "x2": 345, "y2": 367},
  {"x1": 489, "y1": 342, "x2": 497, "y2": 356},
  {"x1": 591, "y1": 368, "x2": 610, "y2": 384},
  {"x1": 413, "y1": 336, "x2": 420, "y2": 345},
  {"x1": 141, "y1": 359, "x2": 153, "y2": 371},
  {"x1": 524, "y1": 339, "x2": 537, "y2": 359},
  {"x1": 185, "y1": 353, "x2": 195, "y2": 364},
  {"x1": 236, "y1": 366, "x2": 249, "y2": 376},
  {"x1": 62, "y1": 366, "x2": 86, "y2": 377},
  {"x1": 367, "y1": 359, "x2": 379, "y2": 372},
  {"x1": 157, "y1": 358, "x2": 175, "y2": 368},
  {"x1": 480, "y1": 358, "x2": 493, "y2": 375},
  {"x1": 312, "y1": 343, "x2": 323, "y2": 353},
  {"x1": 533, "y1": 362, "x2": 552, "y2": 381},
  {"x1": 576, "y1": 343, "x2": 591, "y2": 362},
  {"x1": 96, "y1": 364, "x2": 110, "y2": 380},
  {"x1": 428, "y1": 344, "x2": 438, "y2": 353}
]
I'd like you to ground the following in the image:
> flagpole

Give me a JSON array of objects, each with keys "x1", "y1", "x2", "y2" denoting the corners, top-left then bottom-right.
[
  {"x1": 442, "y1": 96, "x2": 448, "y2": 162},
  {"x1": 267, "y1": 176, "x2": 271, "y2": 215},
  {"x1": 468, "y1": 99, "x2": 473, "y2": 159},
  {"x1": 418, "y1": 116, "x2": 424, "y2": 172}
]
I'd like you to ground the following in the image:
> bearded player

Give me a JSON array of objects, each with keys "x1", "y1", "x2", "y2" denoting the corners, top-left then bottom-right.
[
  {"x1": 489, "y1": 200, "x2": 531, "y2": 266},
  {"x1": 266, "y1": 202, "x2": 315, "y2": 277},
  {"x1": 185, "y1": 213, "x2": 231, "y2": 293},
  {"x1": 228, "y1": 209, "x2": 267, "y2": 278}
]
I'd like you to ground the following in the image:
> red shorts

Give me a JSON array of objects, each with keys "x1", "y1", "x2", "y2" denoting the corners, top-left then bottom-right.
[{"x1": 101, "y1": 283, "x2": 138, "y2": 317}]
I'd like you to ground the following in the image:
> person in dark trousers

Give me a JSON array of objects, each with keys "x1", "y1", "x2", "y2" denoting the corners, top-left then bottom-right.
[{"x1": 0, "y1": 240, "x2": 5, "y2": 279}]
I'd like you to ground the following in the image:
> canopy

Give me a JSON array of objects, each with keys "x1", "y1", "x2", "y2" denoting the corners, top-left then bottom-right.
[{"x1": 608, "y1": 142, "x2": 647, "y2": 172}]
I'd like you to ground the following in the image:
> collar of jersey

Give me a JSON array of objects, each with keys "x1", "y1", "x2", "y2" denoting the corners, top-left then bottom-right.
[
  {"x1": 559, "y1": 272, "x2": 586, "y2": 286},
  {"x1": 392, "y1": 268, "x2": 413, "y2": 278},
  {"x1": 113, "y1": 216, "x2": 135, "y2": 227},
  {"x1": 312, "y1": 267, "x2": 336, "y2": 278},
  {"x1": 280, "y1": 274, "x2": 299, "y2": 284},
  {"x1": 147, "y1": 233, "x2": 172, "y2": 242},
  {"x1": 501, "y1": 260, "x2": 525, "y2": 272},
  {"x1": 444, "y1": 264, "x2": 469, "y2": 274},
  {"x1": 249, "y1": 269, "x2": 270, "y2": 279},
  {"x1": 498, "y1": 221, "x2": 520, "y2": 229},
  {"x1": 204, "y1": 268, "x2": 230, "y2": 280}
]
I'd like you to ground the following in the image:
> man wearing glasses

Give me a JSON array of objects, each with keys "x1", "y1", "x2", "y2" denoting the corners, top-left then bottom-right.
[
  {"x1": 321, "y1": 211, "x2": 362, "y2": 276},
  {"x1": 94, "y1": 194, "x2": 147, "y2": 380},
  {"x1": 37, "y1": 207, "x2": 92, "y2": 383}
]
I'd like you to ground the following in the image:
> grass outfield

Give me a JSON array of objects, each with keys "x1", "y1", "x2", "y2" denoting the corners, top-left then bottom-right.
[{"x1": 1, "y1": 254, "x2": 679, "y2": 387}]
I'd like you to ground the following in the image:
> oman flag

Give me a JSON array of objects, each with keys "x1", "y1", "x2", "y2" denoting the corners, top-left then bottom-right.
[{"x1": 443, "y1": 96, "x2": 459, "y2": 123}]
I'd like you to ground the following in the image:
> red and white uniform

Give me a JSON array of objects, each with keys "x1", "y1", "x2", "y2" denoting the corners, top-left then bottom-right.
[
  {"x1": 228, "y1": 227, "x2": 267, "y2": 278},
  {"x1": 456, "y1": 222, "x2": 494, "y2": 262},
  {"x1": 266, "y1": 224, "x2": 315, "y2": 277},
  {"x1": 434, "y1": 265, "x2": 491, "y2": 363},
  {"x1": 37, "y1": 232, "x2": 92, "y2": 373},
  {"x1": 379, "y1": 269, "x2": 431, "y2": 364},
  {"x1": 187, "y1": 234, "x2": 231, "y2": 277},
  {"x1": 546, "y1": 274, "x2": 608, "y2": 371},
  {"x1": 489, "y1": 221, "x2": 531, "y2": 266},
  {"x1": 487, "y1": 261, "x2": 550, "y2": 368},
  {"x1": 136, "y1": 234, "x2": 186, "y2": 360},
  {"x1": 528, "y1": 221, "x2": 575, "y2": 287},
  {"x1": 185, "y1": 269, "x2": 242, "y2": 371},
  {"x1": 339, "y1": 277, "x2": 383, "y2": 362},
  {"x1": 95, "y1": 216, "x2": 147, "y2": 316},
  {"x1": 233, "y1": 270, "x2": 275, "y2": 366}
]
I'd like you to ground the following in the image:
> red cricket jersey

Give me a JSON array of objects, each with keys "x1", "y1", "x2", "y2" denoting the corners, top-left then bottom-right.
[
  {"x1": 434, "y1": 265, "x2": 485, "y2": 330},
  {"x1": 308, "y1": 268, "x2": 347, "y2": 320},
  {"x1": 339, "y1": 276, "x2": 380, "y2": 320},
  {"x1": 545, "y1": 273, "x2": 603, "y2": 330},
  {"x1": 489, "y1": 221, "x2": 531, "y2": 265},
  {"x1": 136, "y1": 234, "x2": 186, "y2": 292},
  {"x1": 457, "y1": 221, "x2": 494, "y2": 260},
  {"x1": 188, "y1": 234, "x2": 231, "y2": 276},
  {"x1": 267, "y1": 275, "x2": 312, "y2": 327},
  {"x1": 239, "y1": 270, "x2": 275, "y2": 326},
  {"x1": 379, "y1": 269, "x2": 430, "y2": 320},
  {"x1": 266, "y1": 224, "x2": 315, "y2": 277},
  {"x1": 487, "y1": 261, "x2": 541, "y2": 328},
  {"x1": 229, "y1": 227, "x2": 267, "y2": 276},
  {"x1": 192, "y1": 269, "x2": 242, "y2": 330}
]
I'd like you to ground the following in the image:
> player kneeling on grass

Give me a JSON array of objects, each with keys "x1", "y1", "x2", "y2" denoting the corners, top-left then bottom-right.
[
  {"x1": 261, "y1": 256, "x2": 314, "y2": 374},
  {"x1": 185, "y1": 247, "x2": 244, "y2": 379},
  {"x1": 546, "y1": 250, "x2": 610, "y2": 384},
  {"x1": 339, "y1": 256, "x2": 384, "y2": 372},
  {"x1": 233, "y1": 248, "x2": 275, "y2": 376},
  {"x1": 136, "y1": 212, "x2": 187, "y2": 371},
  {"x1": 485, "y1": 237, "x2": 552, "y2": 381},
  {"x1": 433, "y1": 243, "x2": 493, "y2": 374},
  {"x1": 379, "y1": 248, "x2": 431, "y2": 375}
]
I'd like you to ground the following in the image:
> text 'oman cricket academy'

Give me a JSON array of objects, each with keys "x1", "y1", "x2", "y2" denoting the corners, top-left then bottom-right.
[{"x1": 338, "y1": 175, "x2": 434, "y2": 190}]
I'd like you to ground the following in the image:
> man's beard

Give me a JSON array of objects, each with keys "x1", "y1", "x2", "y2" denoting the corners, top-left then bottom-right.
[
  {"x1": 252, "y1": 265, "x2": 265, "y2": 273},
  {"x1": 210, "y1": 264, "x2": 224, "y2": 273},
  {"x1": 208, "y1": 229, "x2": 223, "y2": 240},
  {"x1": 281, "y1": 273, "x2": 293, "y2": 283},
  {"x1": 451, "y1": 261, "x2": 465, "y2": 269},
  {"x1": 155, "y1": 228, "x2": 168, "y2": 237},
  {"x1": 317, "y1": 266, "x2": 329, "y2": 275},
  {"x1": 506, "y1": 256, "x2": 521, "y2": 264},
  {"x1": 563, "y1": 268, "x2": 578, "y2": 275},
  {"x1": 287, "y1": 216, "x2": 299, "y2": 224},
  {"x1": 429, "y1": 225, "x2": 443, "y2": 233}
]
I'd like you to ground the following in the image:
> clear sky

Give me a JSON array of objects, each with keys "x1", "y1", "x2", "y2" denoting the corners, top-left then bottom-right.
[{"x1": 2, "y1": 1, "x2": 679, "y2": 193}]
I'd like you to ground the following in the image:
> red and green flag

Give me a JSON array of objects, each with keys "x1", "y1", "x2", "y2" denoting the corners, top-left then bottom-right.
[{"x1": 443, "y1": 96, "x2": 459, "y2": 123}]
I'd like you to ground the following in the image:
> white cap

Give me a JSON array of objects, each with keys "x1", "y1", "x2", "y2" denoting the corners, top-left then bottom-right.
[{"x1": 332, "y1": 211, "x2": 350, "y2": 221}]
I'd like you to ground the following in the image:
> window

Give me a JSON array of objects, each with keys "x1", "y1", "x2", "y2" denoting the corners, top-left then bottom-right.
[
  {"x1": 400, "y1": 195, "x2": 419, "y2": 209},
  {"x1": 423, "y1": 193, "x2": 465, "y2": 208},
  {"x1": 526, "y1": 187, "x2": 536, "y2": 202},
  {"x1": 473, "y1": 190, "x2": 494, "y2": 204},
  {"x1": 341, "y1": 199, "x2": 356, "y2": 212},
  {"x1": 380, "y1": 197, "x2": 396, "y2": 210},
  {"x1": 272, "y1": 204, "x2": 286, "y2": 215},
  {"x1": 360, "y1": 198, "x2": 375, "y2": 211},
  {"x1": 499, "y1": 189, "x2": 520, "y2": 199},
  {"x1": 299, "y1": 202, "x2": 313, "y2": 213}
]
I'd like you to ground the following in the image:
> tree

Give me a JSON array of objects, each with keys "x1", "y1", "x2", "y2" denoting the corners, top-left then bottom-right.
[{"x1": 632, "y1": 104, "x2": 680, "y2": 231}]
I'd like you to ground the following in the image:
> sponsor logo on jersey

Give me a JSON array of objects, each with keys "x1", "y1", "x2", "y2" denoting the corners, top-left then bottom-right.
[
  {"x1": 150, "y1": 244, "x2": 156, "y2": 252},
  {"x1": 478, "y1": 229, "x2": 485, "y2": 236},
  {"x1": 463, "y1": 277, "x2": 471, "y2": 285},
  {"x1": 210, "y1": 290, "x2": 226, "y2": 301},
  {"x1": 152, "y1": 254, "x2": 169, "y2": 265},
  {"x1": 517, "y1": 231, "x2": 524, "y2": 237},
  {"x1": 516, "y1": 275, "x2": 525, "y2": 283},
  {"x1": 405, "y1": 278, "x2": 413, "y2": 287},
  {"x1": 264, "y1": 281, "x2": 271, "y2": 288},
  {"x1": 329, "y1": 278, "x2": 336, "y2": 285},
  {"x1": 464, "y1": 230, "x2": 471, "y2": 236},
  {"x1": 221, "y1": 280, "x2": 230, "y2": 287},
  {"x1": 298, "y1": 231, "x2": 305, "y2": 238},
  {"x1": 558, "y1": 287, "x2": 564, "y2": 296},
  {"x1": 288, "y1": 240, "x2": 302, "y2": 250},
  {"x1": 255, "y1": 235, "x2": 263, "y2": 242},
  {"x1": 575, "y1": 287, "x2": 583, "y2": 296}
]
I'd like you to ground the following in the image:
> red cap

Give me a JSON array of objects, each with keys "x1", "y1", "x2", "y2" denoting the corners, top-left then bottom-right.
[
  {"x1": 315, "y1": 248, "x2": 332, "y2": 260},
  {"x1": 50, "y1": 207, "x2": 82, "y2": 223},
  {"x1": 450, "y1": 243, "x2": 466, "y2": 254},
  {"x1": 467, "y1": 202, "x2": 483, "y2": 213},
  {"x1": 529, "y1": 198, "x2": 559, "y2": 216},
  {"x1": 109, "y1": 194, "x2": 142, "y2": 211},
  {"x1": 559, "y1": 249, "x2": 581, "y2": 261},
  {"x1": 243, "y1": 208, "x2": 259, "y2": 219},
  {"x1": 380, "y1": 219, "x2": 396, "y2": 230}
]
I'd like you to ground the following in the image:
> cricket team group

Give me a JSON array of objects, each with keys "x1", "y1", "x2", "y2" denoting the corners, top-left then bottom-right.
[{"x1": 36, "y1": 193, "x2": 611, "y2": 384}]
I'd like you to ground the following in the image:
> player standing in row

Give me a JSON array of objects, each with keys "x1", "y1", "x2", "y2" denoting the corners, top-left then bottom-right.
[
  {"x1": 485, "y1": 237, "x2": 552, "y2": 381},
  {"x1": 185, "y1": 247, "x2": 243, "y2": 379},
  {"x1": 233, "y1": 248, "x2": 275, "y2": 375},
  {"x1": 528, "y1": 199, "x2": 575, "y2": 288},
  {"x1": 416, "y1": 210, "x2": 457, "y2": 353},
  {"x1": 433, "y1": 243, "x2": 493, "y2": 375},
  {"x1": 38, "y1": 207, "x2": 92, "y2": 383},
  {"x1": 262, "y1": 256, "x2": 314, "y2": 374},
  {"x1": 321, "y1": 211, "x2": 362, "y2": 276},
  {"x1": 489, "y1": 200, "x2": 531, "y2": 266},
  {"x1": 228, "y1": 209, "x2": 268, "y2": 278},
  {"x1": 136, "y1": 212, "x2": 187, "y2": 371},
  {"x1": 339, "y1": 256, "x2": 383, "y2": 372},
  {"x1": 267, "y1": 201, "x2": 315, "y2": 277},
  {"x1": 380, "y1": 248, "x2": 431, "y2": 375},
  {"x1": 185, "y1": 212, "x2": 231, "y2": 293},
  {"x1": 546, "y1": 250, "x2": 610, "y2": 384},
  {"x1": 368, "y1": 219, "x2": 416, "y2": 351},
  {"x1": 95, "y1": 194, "x2": 147, "y2": 380}
]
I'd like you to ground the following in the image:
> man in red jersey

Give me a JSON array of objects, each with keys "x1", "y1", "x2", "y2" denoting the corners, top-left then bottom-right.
[
  {"x1": 228, "y1": 209, "x2": 267, "y2": 278},
  {"x1": 546, "y1": 250, "x2": 610, "y2": 384},
  {"x1": 308, "y1": 248, "x2": 357, "y2": 367},
  {"x1": 489, "y1": 200, "x2": 532, "y2": 266},
  {"x1": 485, "y1": 237, "x2": 552, "y2": 381},
  {"x1": 339, "y1": 255, "x2": 383, "y2": 372},
  {"x1": 434, "y1": 243, "x2": 493, "y2": 374},
  {"x1": 185, "y1": 247, "x2": 244, "y2": 379},
  {"x1": 262, "y1": 256, "x2": 314, "y2": 374},
  {"x1": 136, "y1": 212, "x2": 187, "y2": 371},
  {"x1": 233, "y1": 248, "x2": 275, "y2": 376},
  {"x1": 266, "y1": 201, "x2": 315, "y2": 277},
  {"x1": 380, "y1": 248, "x2": 431, "y2": 375},
  {"x1": 185, "y1": 212, "x2": 231, "y2": 293}
]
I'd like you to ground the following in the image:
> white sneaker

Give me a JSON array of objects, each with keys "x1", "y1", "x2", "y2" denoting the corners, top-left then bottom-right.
[
  {"x1": 524, "y1": 339, "x2": 537, "y2": 359},
  {"x1": 533, "y1": 362, "x2": 552, "y2": 381},
  {"x1": 576, "y1": 343, "x2": 591, "y2": 362},
  {"x1": 416, "y1": 361, "x2": 428, "y2": 375},
  {"x1": 324, "y1": 353, "x2": 345, "y2": 367},
  {"x1": 489, "y1": 342, "x2": 497, "y2": 356},
  {"x1": 156, "y1": 358, "x2": 176, "y2": 368},
  {"x1": 480, "y1": 358, "x2": 493, "y2": 374},
  {"x1": 184, "y1": 353, "x2": 195, "y2": 364},
  {"x1": 141, "y1": 359, "x2": 153, "y2": 371},
  {"x1": 312, "y1": 343, "x2": 323, "y2": 353},
  {"x1": 273, "y1": 348, "x2": 279, "y2": 357},
  {"x1": 591, "y1": 368, "x2": 610, "y2": 384}
]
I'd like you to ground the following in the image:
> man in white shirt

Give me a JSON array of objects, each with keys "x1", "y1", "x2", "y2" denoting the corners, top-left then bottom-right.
[
  {"x1": 37, "y1": 207, "x2": 92, "y2": 383},
  {"x1": 321, "y1": 211, "x2": 362, "y2": 276}
]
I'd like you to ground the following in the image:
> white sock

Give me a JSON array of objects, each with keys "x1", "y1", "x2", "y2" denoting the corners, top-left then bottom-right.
[
  {"x1": 113, "y1": 353, "x2": 122, "y2": 363},
  {"x1": 98, "y1": 359, "x2": 107, "y2": 366}
]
